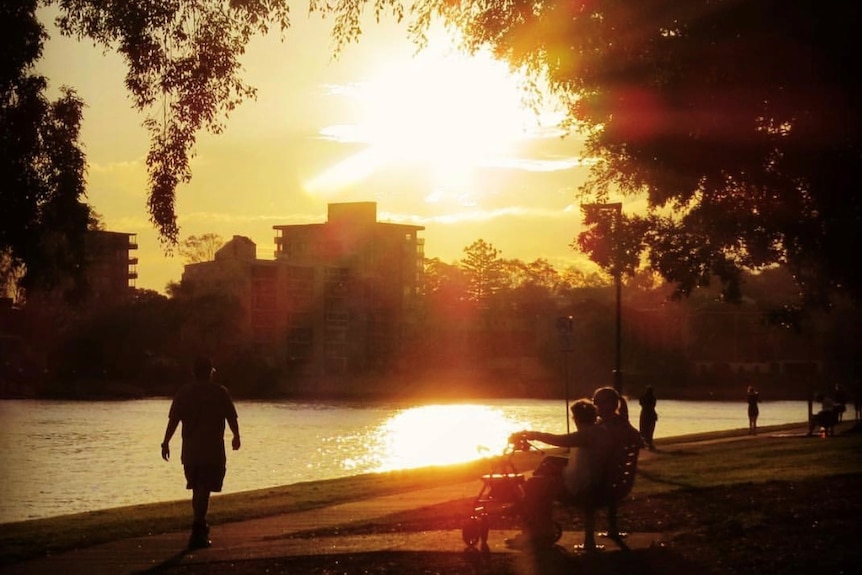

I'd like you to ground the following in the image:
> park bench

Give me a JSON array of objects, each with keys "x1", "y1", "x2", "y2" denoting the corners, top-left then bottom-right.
[{"x1": 808, "y1": 409, "x2": 838, "y2": 436}]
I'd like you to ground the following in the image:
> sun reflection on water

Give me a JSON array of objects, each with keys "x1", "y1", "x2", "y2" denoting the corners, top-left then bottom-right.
[{"x1": 369, "y1": 404, "x2": 522, "y2": 472}]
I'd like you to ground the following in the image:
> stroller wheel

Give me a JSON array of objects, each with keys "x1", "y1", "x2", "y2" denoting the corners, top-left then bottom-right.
[
  {"x1": 462, "y1": 516, "x2": 482, "y2": 547},
  {"x1": 531, "y1": 523, "x2": 564, "y2": 547},
  {"x1": 551, "y1": 522, "x2": 563, "y2": 543}
]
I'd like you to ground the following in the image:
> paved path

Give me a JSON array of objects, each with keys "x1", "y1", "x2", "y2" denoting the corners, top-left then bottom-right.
[{"x1": 4, "y1": 479, "x2": 665, "y2": 574}]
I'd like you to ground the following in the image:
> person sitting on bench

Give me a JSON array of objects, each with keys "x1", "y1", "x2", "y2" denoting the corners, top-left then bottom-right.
[{"x1": 507, "y1": 387, "x2": 642, "y2": 551}]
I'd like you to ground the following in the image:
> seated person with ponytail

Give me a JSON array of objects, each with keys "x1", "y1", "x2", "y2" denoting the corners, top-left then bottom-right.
[{"x1": 507, "y1": 387, "x2": 643, "y2": 551}]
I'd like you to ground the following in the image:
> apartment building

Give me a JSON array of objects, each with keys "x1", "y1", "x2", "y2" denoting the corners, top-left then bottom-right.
[
  {"x1": 183, "y1": 202, "x2": 425, "y2": 377},
  {"x1": 83, "y1": 230, "x2": 138, "y2": 305}
]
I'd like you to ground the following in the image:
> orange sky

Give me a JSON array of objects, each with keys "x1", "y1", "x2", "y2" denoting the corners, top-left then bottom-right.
[{"x1": 37, "y1": 9, "x2": 621, "y2": 293}]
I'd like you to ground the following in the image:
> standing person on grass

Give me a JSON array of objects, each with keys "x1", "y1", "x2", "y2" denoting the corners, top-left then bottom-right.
[
  {"x1": 638, "y1": 385, "x2": 658, "y2": 450},
  {"x1": 747, "y1": 385, "x2": 760, "y2": 435},
  {"x1": 162, "y1": 356, "x2": 241, "y2": 549}
]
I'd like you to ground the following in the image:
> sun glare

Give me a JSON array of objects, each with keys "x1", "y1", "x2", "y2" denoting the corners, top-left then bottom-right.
[
  {"x1": 305, "y1": 39, "x2": 559, "y2": 199},
  {"x1": 360, "y1": 50, "x2": 529, "y2": 162},
  {"x1": 372, "y1": 405, "x2": 520, "y2": 471}
]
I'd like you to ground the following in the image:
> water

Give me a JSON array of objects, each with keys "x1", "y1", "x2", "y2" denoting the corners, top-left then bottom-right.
[{"x1": 0, "y1": 397, "x2": 808, "y2": 524}]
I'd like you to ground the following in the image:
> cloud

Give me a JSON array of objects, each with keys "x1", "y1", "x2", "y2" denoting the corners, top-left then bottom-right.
[
  {"x1": 483, "y1": 156, "x2": 597, "y2": 172},
  {"x1": 177, "y1": 211, "x2": 325, "y2": 226},
  {"x1": 380, "y1": 205, "x2": 582, "y2": 226},
  {"x1": 87, "y1": 158, "x2": 145, "y2": 173}
]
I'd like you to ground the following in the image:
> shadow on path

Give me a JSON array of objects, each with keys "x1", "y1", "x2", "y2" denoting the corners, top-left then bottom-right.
[
  {"x1": 135, "y1": 549, "x2": 190, "y2": 575},
  {"x1": 141, "y1": 546, "x2": 707, "y2": 575}
]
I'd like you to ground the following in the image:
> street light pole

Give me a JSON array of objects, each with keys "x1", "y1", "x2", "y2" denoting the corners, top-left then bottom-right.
[
  {"x1": 614, "y1": 249, "x2": 622, "y2": 394},
  {"x1": 609, "y1": 203, "x2": 623, "y2": 394},
  {"x1": 582, "y1": 202, "x2": 623, "y2": 394}
]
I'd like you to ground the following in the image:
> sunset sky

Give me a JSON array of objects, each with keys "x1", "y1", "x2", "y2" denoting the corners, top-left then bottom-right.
[{"x1": 36, "y1": 8, "x2": 623, "y2": 293}]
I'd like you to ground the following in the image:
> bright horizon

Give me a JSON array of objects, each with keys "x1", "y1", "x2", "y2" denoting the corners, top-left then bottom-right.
[{"x1": 36, "y1": 9, "x2": 622, "y2": 293}]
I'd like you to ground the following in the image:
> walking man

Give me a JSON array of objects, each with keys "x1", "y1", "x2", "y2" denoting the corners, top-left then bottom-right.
[{"x1": 162, "y1": 356, "x2": 241, "y2": 549}]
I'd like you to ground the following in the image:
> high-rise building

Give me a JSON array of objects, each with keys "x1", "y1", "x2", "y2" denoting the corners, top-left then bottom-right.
[
  {"x1": 183, "y1": 202, "x2": 425, "y2": 377},
  {"x1": 83, "y1": 231, "x2": 138, "y2": 305}
]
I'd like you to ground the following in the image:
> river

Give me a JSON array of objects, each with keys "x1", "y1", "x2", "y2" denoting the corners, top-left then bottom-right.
[{"x1": 0, "y1": 397, "x2": 808, "y2": 523}]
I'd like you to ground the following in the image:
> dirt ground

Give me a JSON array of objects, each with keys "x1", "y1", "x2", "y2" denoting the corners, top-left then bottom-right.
[{"x1": 150, "y1": 473, "x2": 861, "y2": 575}]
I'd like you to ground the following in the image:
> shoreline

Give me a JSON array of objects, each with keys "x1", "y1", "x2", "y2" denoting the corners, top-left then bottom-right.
[
  {"x1": 2, "y1": 420, "x2": 860, "y2": 573},
  {"x1": 0, "y1": 421, "x2": 814, "y2": 528}
]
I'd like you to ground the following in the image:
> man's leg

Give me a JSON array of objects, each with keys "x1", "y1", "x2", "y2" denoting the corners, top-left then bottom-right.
[
  {"x1": 524, "y1": 477, "x2": 559, "y2": 534},
  {"x1": 607, "y1": 500, "x2": 620, "y2": 538},
  {"x1": 188, "y1": 486, "x2": 212, "y2": 549},
  {"x1": 192, "y1": 488, "x2": 210, "y2": 526},
  {"x1": 506, "y1": 476, "x2": 558, "y2": 547},
  {"x1": 581, "y1": 504, "x2": 597, "y2": 551}
]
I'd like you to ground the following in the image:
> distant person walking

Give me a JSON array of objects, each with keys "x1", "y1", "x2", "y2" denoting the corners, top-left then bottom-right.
[
  {"x1": 855, "y1": 383, "x2": 862, "y2": 420},
  {"x1": 746, "y1": 385, "x2": 760, "y2": 435},
  {"x1": 162, "y1": 356, "x2": 241, "y2": 549},
  {"x1": 638, "y1": 386, "x2": 658, "y2": 450},
  {"x1": 833, "y1": 384, "x2": 847, "y2": 421}
]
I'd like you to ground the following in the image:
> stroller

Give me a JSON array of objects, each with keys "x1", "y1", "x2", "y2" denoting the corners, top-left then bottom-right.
[{"x1": 461, "y1": 436, "x2": 566, "y2": 551}]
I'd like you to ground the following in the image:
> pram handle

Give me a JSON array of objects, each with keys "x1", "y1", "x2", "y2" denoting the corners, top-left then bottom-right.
[{"x1": 508, "y1": 433, "x2": 543, "y2": 454}]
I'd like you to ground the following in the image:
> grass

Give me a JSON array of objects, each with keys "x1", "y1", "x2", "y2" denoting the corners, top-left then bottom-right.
[
  {"x1": 637, "y1": 424, "x2": 862, "y2": 492},
  {"x1": 2, "y1": 421, "x2": 860, "y2": 567}
]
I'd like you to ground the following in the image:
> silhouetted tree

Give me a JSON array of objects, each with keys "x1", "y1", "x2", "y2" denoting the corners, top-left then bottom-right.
[
  {"x1": 50, "y1": 0, "x2": 292, "y2": 245},
  {"x1": 429, "y1": 0, "x2": 861, "y2": 310},
  {"x1": 460, "y1": 239, "x2": 506, "y2": 303},
  {"x1": 178, "y1": 233, "x2": 224, "y2": 264},
  {"x1": 0, "y1": 249, "x2": 25, "y2": 303},
  {"x1": 1, "y1": 1, "x2": 92, "y2": 302},
  {"x1": 41, "y1": 1, "x2": 861, "y2": 316}
]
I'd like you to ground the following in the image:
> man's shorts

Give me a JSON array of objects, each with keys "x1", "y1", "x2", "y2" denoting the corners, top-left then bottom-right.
[{"x1": 184, "y1": 464, "x2": 226, "y2": 492}]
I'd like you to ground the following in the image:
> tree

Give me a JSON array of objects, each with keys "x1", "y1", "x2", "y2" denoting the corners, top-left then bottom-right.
[
  {"x1": 0, "y1": 249, "x2": 25, "y2": 303},
  {"x1": 424, "y1": 0, "x2": 861, "y2": 309},
  {"x1": 43, "y1": 1, "x2": 861, "y2": 313},
  {"x1": 558, "y1": 266, "x2": 610, "y2": 291},
  {"x1": 51, "y1": 0, "x2": 293, "y2": 246},
  {"x1": 521, "y1": 258, "x2": 560, "y2": 290},
  {"x1": 460, "y1": 239, "x2": 506, "y2": 303},
  {"x1": 178, "y1": 233, "x2": 224, "y2": 264},
  {"x1": 2, "y1": 1, "x2": 92, "y2": 302}
]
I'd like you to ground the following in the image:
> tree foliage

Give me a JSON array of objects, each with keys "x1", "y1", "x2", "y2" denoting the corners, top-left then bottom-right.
[
  {"x1": 425, "y1": 0, "x2": 861, "y2": 308},
  {"x1": 39, "y1": 1, "x2": 861, "y2": 312},
  {"x1": 1, "y1": 1, "x2": 92, "y2": 301},
  {"x1": 52, "y1": 0, "x2": 293, "y2": 245},
  {"x1": 460, "y1": 239, "x2": 506, "y2": 302},
  {"x1": 178, "y1": 233, "x2": 224, "y2": 263},
  {"x1": 0, "y1": 249, "x2": 26, "y2": 303}
]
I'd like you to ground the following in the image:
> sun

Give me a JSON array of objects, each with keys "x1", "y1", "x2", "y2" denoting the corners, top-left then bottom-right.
[
  {"x1": 305, "y1": 40, "x2": 550, "y2": 199},
  {"x1": 359, "y1": 48, "x2": 530, "y2": 164}
]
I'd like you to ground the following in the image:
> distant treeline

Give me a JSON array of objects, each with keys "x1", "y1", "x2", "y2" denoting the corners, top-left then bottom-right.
[{"x1": 1, "y1": 253, "x2": 859, "y2": 402}]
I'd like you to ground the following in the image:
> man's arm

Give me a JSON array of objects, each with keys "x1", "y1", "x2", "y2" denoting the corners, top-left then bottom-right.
[
  {"x1": 228, "y1": 417, "x2": 241, "y2": 451},
  {"x1": 518, "y1": 430, "x2": 583, "y2": 448},
  {"x1": 161, "y1": 417, "x2": 179, "y2": 461}
]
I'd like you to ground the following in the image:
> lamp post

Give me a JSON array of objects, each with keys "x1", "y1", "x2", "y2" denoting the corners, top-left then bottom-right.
[
  {"x1": 556, "y1": 315, "x2": 574, "y2": 433},
  {"x1": 582, "y1": 202, "x2": 623, "y2": 394}
]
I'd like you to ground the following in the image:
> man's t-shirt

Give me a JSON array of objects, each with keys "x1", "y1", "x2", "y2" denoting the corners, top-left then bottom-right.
[{"x1": 169, "y1": 382, "x2": 238, "y2": 466}]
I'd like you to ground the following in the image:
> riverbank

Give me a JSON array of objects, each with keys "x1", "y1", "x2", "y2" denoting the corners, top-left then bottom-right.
[
  {"x1": 3, "y1": 421, "x2": 861, "y2": 574},
  {"x1": 2, "y1": 364, "x2": 831, "y2": 402}
]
